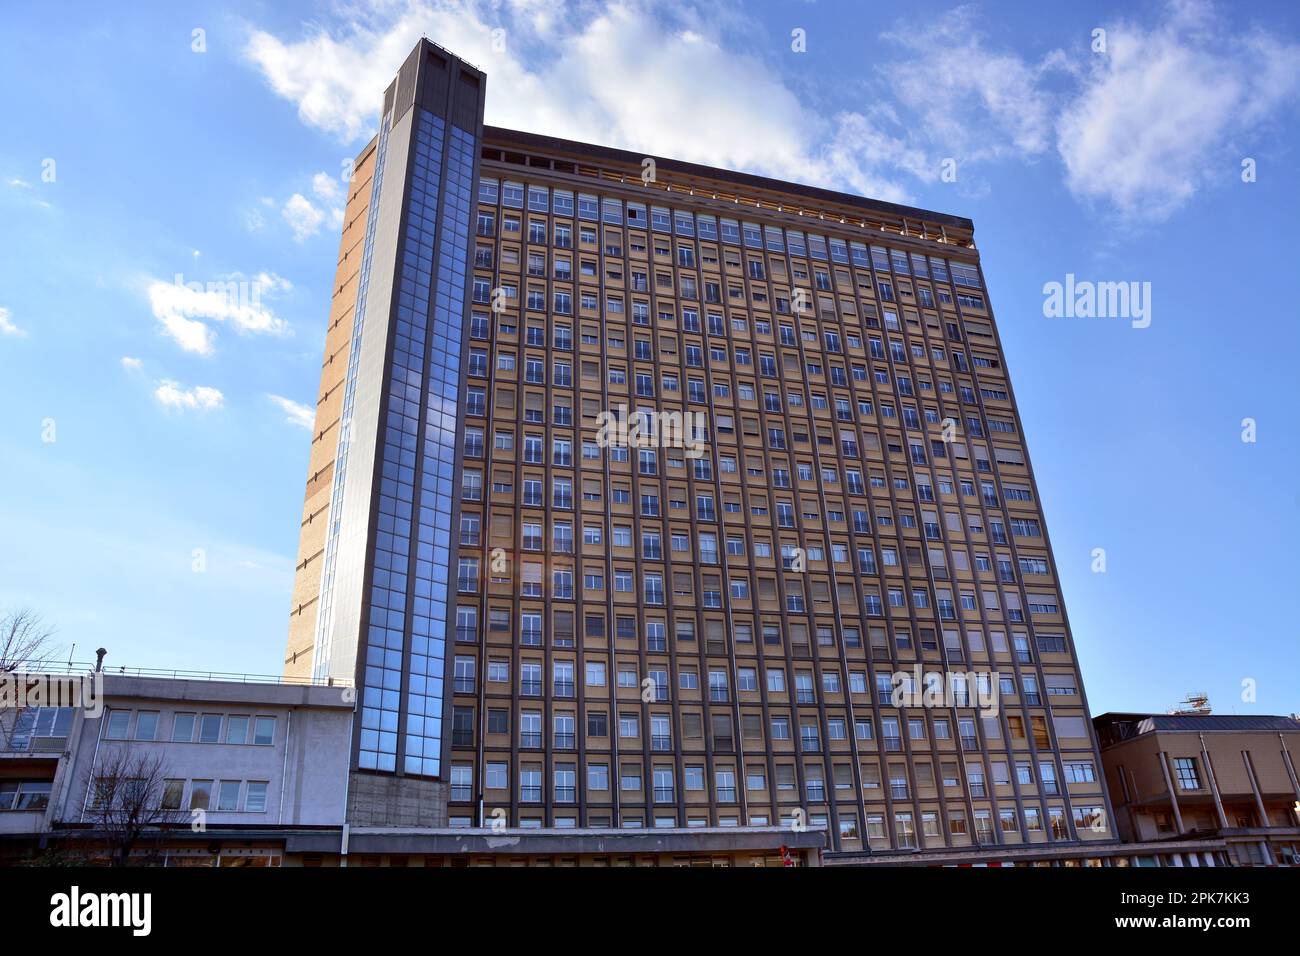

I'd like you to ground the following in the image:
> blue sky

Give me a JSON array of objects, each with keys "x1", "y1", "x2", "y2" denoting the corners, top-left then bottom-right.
[{"x1": 1, "y1": 0, "x2": 1297, "y2": 715}]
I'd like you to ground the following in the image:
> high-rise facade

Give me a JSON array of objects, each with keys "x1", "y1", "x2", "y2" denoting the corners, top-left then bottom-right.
[{"x1": 286, "y1": 38, "x2": 1116, "y2": 857}]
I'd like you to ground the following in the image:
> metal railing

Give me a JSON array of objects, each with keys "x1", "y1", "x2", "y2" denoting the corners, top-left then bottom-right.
[{"x1": 24, "y1": 661, "x2": 352, "y2": 688}]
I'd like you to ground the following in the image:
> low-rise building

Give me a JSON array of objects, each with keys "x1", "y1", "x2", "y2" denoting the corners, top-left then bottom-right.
[
  {"x1": 1095, "y1": 711, "x2": 1300, "y2": 866},
  {"x1": 1, "y1": 670, "x2": 353, "y2": 866}
]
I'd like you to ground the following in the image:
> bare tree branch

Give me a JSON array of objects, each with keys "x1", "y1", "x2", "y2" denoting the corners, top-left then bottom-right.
[
  {"x1": 82, "y1": 746, "x2": 187, "y2": 866},
  {"x1": 0, "y1": 607, "x2": 60, "y2": 673}
]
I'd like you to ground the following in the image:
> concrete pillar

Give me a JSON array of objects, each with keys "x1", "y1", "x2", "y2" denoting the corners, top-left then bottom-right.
[
  {"x1": 1199, "y1": 735, "x2": 1228, "y2": 829},
  {"x1": 1170, "y1": 852, "x2": 1184, "y2": 867},
  {"x1": 1157, "y1": 752, "x2": 1185, "y2": 834},
  {"x1": 1241, "y1": 750, "x2": 1270, "y2": 829},
  {"x1": 1280, "y1": 734, "x2": 1300, "y2": 804}
]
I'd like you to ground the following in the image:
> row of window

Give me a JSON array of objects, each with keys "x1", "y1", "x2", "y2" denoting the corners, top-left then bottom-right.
[
  {"x1": 458, "y1": 657, "x2": 1077, "y2": 703},
  {"x1": 455, "y1": 558, "x2": 1060, "y2": 621},
  {"x1": 102, "y1": 777, "x2": 271, "y2": 814},
  {"x1": 459, "y1": 465, "x2": 1035, "y2": 524},
  {"x1": 449, "y1": 603, "x2": 1070, "y2": 659},
  {"x1": 462, "y1": 515, "x2": 1043, "y2": 563},
  {"x1": 103, "y1": 709, "x2": 277, "y2": 747},
  {"x1": 1, "y1": 776, "x2": 274, "y2": 815},
  {"x1": 449, "y1": 704, "x2": 1093, "y2": 752},
  {"x1": 466, "y1": 348, "x2": 1006, "y2": 419},
  {"x1": 448, "y1": 756, "x2": 1095, "y2": 806}
]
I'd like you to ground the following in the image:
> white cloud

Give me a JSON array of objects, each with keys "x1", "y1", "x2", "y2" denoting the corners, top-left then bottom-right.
[
  {"x1": 154, "y1": 379, "x2": 224, "y2": 412},
  {"x1": 881, "y1": 6, "x2": 1060, "y2": 162},
  {"x1": 120, "y1": 356, "x2": 143, "y2": 372},
  {"x1": 146, "y1": 272, "x2": 291, "y2": 355},
  {"x1": 6, "y1": 177, "x2": 31, "y2": 189},
  {"x1": 0, "y1": 306, "x2": 26, "y2": 337},
  {"x1": 1056, "y1": 0, "x2": 1300, "y2": 221},
  {"x1": 268, "y1": 178, "x2": 344, "y2": 241},
  {"x1": 242, "y1": 0, "x2": 934, "y2": 200},
  {"x1": 243, "y1": 0, "x2": 1300, "y2": 224},
  {"x1": 268, "y1": 394, "x2": 315, "y2": 429},
  {"x1": 282, "y1": 192, "x2": 327, "y2": 241},
  {"x1": 819, "y1": 111, "x2": 939, "y2": 203},
  {"x1": 312, "y1": 171, "x2": 342, "y2": 202}
]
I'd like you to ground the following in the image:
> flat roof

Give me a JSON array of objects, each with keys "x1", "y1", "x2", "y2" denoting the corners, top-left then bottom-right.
[
  {"x1": 483, "y1": 125, "x2": 975, "y2": 232},
  {"x1": 1095, "y1": 712, "x2": 1300, "y2": 734},
  {"x1": 99, "y1": 673, "x2": 355, "y2": 709}
]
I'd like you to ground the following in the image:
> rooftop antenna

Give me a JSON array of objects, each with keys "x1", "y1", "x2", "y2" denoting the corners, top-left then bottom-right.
[{"x1": 1169, "y1": 692, "x2": 1210, "y2": 716}]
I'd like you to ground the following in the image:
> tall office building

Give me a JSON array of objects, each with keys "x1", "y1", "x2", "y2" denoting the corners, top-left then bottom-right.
[{"x1": 285, "y1": 38, "x2": 1115, "y2": 857}]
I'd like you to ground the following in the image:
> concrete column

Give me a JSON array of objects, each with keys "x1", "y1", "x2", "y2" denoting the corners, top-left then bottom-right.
[
  {"x1": 1199, "y1": 735, "x2": 1228, "y2": 829},
  {"x1": 1170, "y1": 852, "x2": 1184, "y2": 867},
  {"x1": 1158, "y1": 752, "x2": 1185, "y2": 834},
  {"x1": 1241, "y1": 750, "x2": 1270, "y2": 829},
  {"x1": 1279, "y1": 733, "x2": 1300, "y2": 804},
  {"x1": 1202, "y1": 851, "x2": 1216, "y2": 867}
]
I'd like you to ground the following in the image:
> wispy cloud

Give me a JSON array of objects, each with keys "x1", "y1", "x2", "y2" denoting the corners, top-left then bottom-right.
[
  {"x1": 154, "y1": 379, "x2": 224, "y2": 412},
  {"x1": 881, "y1": 6, "x2": 1061, "y2": 162},
  {"x1": 5, "y1": 173, "x2": 52, "y2": 209},
  {"x1": 0, "y1": 306, "x2": 27, "y2": 337},
  {"x1": 120, "y1": 355, "x2": 143, "y2": 372},
  {"x1": 268, "y1": 393, "x2": 314, "y2": 429},
  {"x1": 146, "y1": 271, "x2": 292, "y2": 355},
  {"x1": 1055, "y1": 0, "x2": 1300, "y2": 221},
  {"x1": 242, "y1": 0, "x2": 1300, "y2": 223}
]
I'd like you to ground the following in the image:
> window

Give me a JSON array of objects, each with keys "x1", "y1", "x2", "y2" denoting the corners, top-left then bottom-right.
[
  {"x1": 172, "y1": 713, "x2": 196, "y2": 742},
  {"x1": 133, "y1": 711, "x2": 159, "y2": 741},
  {"x1": 225, "y1": 715, "x2": 250, "y2": 745},
  {"x1": 198, "y1": 714, "x2": 222, "y2": 744},
  {"x1": 104, "y1": 710, "x2": 130, "y2": 740},
  {"x1": 253, "y1": 716, "x2": 276, "y2": 746},
  {"x1": 0, "y1": 780, "x2": 52, "y2": 811},
  {"x1": 245, "y1": 781, "x2": 269, "y2": 813},
  {"x1": 160, "y1": 779, "x2": 184, "y2": 810},
  {"x1": 189, "y1": 779, "x2": 213, "y2": 811},
  {"x1": 1173, "y1": 757, "x2": 1201, "y2": 791}
]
